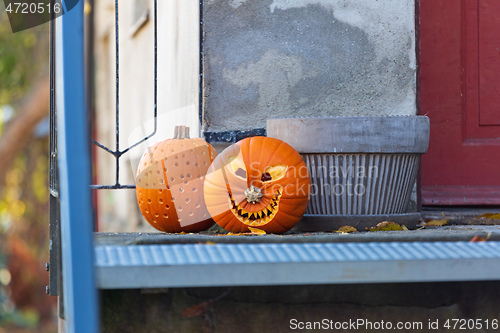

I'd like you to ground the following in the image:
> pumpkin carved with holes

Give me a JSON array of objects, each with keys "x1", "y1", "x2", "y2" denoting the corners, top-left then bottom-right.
[
  {"x1": 203, "y1": 136, "x2": 311, "y2": 234},
  {"x1": 136, "y1": 126, "x2": 217, "y2": 232}
]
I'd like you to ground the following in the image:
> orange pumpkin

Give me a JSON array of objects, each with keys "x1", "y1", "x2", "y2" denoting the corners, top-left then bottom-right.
[
  {"x1": 203, "y1": 136, "x2": 311, "y2": 233},
  {"x1": 136, "y1": 126, "x2": 217, "y2": 232}
]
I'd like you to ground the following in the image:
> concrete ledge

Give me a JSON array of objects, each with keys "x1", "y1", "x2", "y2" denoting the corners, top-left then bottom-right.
[{"x1": 95, "y1": 225, "x2": 500, "y2": 246}]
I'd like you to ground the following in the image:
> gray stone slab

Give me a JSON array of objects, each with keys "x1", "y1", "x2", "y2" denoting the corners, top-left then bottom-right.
[{"x1": 267, "y1": 116, "x2": 429, "y2": 153}]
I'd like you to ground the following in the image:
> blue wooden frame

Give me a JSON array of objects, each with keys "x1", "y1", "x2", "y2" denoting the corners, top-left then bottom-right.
[{"x1": 55, "y1": 1, "x2": 99, "y2": 331}]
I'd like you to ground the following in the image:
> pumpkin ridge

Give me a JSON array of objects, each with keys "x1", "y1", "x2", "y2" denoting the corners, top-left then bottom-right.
[{"x1": 273, "y1": 209, "x2": 303, "y2": 230}]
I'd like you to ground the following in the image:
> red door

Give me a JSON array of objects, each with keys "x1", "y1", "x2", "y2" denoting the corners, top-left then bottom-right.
[{"x1": 420, "y1": 0, "x2": 500, "y2": 205}]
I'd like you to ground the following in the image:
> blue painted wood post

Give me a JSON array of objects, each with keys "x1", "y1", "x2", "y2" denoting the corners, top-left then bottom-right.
[{"x1": 56, "y1": 1, "x2": 99, "y2": 332}]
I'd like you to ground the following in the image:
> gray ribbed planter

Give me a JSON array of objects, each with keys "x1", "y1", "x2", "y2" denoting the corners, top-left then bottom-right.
[{"x1": 267, "y1": 116, "x2": 430, "y2": 231}]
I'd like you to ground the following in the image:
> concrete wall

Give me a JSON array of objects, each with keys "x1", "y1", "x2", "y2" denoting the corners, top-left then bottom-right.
[
  {"x1": 202, "y1": 0, "x2": 416, "y2": 132},
  {"x1": 93, "y1": 0, "x2": 201, "y2": 232}
]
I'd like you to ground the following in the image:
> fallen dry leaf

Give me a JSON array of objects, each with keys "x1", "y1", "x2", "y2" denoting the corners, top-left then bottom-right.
[
  {"x1": 470, "y1": 233, "x2": 492, "y2": 242},
  {"x1": 470, "y1": 235, "x2": 487, "y2": 242},
  {"x1": 335, "y1": 226, "x2": 358, "y2": 233},
  {"x1": 478, "y1": 213, "x2": 500, "y2": 219},
  {"x1": 248, "y1": 227, "x2": 266, "y2": 235},
  {"x1": 423, "y1": 219, "x2": 448, "y2": 226},
  {"x1": 367, "y1": 221, "x2": 406, "y2": 231},
  {"x1": 181, "y1": 301, "x2": 212, "y2": 318}
]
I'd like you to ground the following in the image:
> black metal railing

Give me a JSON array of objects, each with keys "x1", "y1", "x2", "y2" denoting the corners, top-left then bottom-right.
[
  {"x1": 47, "y1": 0, "x2": 61, "y2": 305},
  {"x1": 89, "y1": 0, "x2": 158, "y2": 190}
]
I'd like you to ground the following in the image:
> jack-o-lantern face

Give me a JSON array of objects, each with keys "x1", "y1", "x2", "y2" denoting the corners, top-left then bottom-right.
[{"x1": 204, "y1": 136, "x2": 311, "y2": 234}]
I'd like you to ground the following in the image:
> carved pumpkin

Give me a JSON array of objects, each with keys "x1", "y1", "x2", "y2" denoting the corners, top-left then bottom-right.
[
  {"x1": 136, "y1": 126, "x2": 217, "y2": 232},
  {"x1": 203, "y1": 136, "x2": 311, "y2": 233}
]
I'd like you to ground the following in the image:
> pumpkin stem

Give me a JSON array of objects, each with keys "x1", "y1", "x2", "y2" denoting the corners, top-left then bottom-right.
[
  {"x1": 174, "y1": 126, "x2": 190, "y2": 139},
  {"x1": 244, "y1": 185, "x2": 263, "y2": 204}
]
